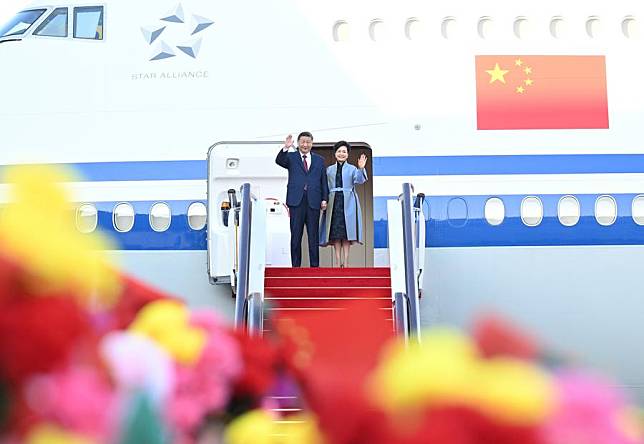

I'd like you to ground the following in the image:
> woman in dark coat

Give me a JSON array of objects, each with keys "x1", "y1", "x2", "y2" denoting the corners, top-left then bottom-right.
[{"x1": 319, "y1": 141, "x2": 368, "y2": 267}]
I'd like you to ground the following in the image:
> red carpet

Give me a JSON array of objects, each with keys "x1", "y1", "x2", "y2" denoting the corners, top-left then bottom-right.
[
  {"x1": 265, "y1": 267, "x2": 392, "y2": 312},
  {"x1": 264, "y1": 267, "x2": 395, "y2": 416}
]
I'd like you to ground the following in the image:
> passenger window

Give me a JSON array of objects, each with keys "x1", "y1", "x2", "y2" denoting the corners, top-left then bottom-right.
[
  {"x1": 150, "y1": 202, "x2": 171, "y2": 232},
  {"x1": 595, "y1": 195, "x2": 617, "y2": 226},
  {"x1": 632, "y1": 195, "x2": 644, "y2": 225},
  {"x1": 558, "y1": 195, "x2": 580, "y2": 226},
  {"x1": 441, "y1": 17, "x2": 457, "y2": 39},
  {"x1": 521, "y1": 196, "x2": 543, "y2": 227},
  {"x1": 484, "y1": 197, "x2": 505, "y2": 226},
  {"x1": 76, "y1": 203, "x2": 97, "y2": 233},
  {"x1": 188, "y1": 202, "x2": 207, "y2": 230},
  {"x1": 477, "y1": 17, "x2": 495, "y2": 39},
  {"x1": 447, "y1": 197, "x2": 468, "y2": 228},
  {"x1": 74, "y1": 6, "x2": 103, "y2": 40},
  {"x1": 34, "y1": 8, "x2": 68, "y2": 38},
  {"x1": 113, "y1": 203, "x2": 134, "y2": 232}
]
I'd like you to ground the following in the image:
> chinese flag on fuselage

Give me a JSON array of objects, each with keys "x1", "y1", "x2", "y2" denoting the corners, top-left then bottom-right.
[{"x1": 476, "y1": 55, "x2": 609, "y2": 130}]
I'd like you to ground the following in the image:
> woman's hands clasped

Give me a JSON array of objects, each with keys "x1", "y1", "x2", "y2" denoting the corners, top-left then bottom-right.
[{"x1": 357, "y1": 153, "x2": 368, "y2": 169}]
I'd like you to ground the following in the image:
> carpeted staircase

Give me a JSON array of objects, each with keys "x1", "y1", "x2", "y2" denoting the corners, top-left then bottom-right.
[
  {"x1": 264, "y1": 267, "x2": 393, "y2": 326},
  {"x1": 263, "y1": 267, "x2": 395, "y2": 421}
]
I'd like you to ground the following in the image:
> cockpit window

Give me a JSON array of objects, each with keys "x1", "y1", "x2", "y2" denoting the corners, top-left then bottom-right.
[
  {"x1": 34, "y1": 8, "x2": 68, "y2": 38},
  {"x1": 73, "y1": 6, "x2": 104, "y2": 40},
  {"x1": 0, "y1": 9, "x2": 46, "y2": 38}
]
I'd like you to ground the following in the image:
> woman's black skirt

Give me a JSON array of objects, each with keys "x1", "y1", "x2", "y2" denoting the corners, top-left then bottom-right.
[{"x1": 329, "y1": 191, "x2": 347, "y2": 241}]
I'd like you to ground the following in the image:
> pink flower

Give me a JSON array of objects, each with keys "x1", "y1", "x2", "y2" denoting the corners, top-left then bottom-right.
[
  {"x1": 25, "y1": 366, "x2": 117, "y2": 440},
  {"x1": 542, "y1": 370, "x2": 642, "y2": 444},
  {"x1": 167, "y1": 310, "x2": 243, "y2": 434},
  {"x1": 101, "y1": 331, "x2": 175, "y2": 405}
]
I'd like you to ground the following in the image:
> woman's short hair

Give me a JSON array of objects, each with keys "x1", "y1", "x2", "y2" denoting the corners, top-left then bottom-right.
[{"x1": 333, "y1": 140, "x2": 351, "y2": 153}]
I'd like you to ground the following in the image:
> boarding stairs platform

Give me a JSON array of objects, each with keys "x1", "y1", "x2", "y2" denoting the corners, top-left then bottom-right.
[
  {"x1": 224, "y1": 182, "x2": 425, "y2": 423},
  {"x1": 264, "y1": 266, "x2": 392, "y2": 321}
]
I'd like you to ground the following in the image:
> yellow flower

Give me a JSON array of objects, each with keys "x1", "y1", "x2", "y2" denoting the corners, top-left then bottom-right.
[
  {"x1": 26, "y1": 423, "x2": 96, "y2": 444},
  {"x1": 468, "y1": 357, "x2": 554, "y2": 424},
  {"x1": 368, "y1": 328, "x2": 555, "y2": 426},
  {"x1": 225, "y1": 411, "x2": 326, "y2": 444},
  {"x1": 277, "y1": 413, "x2": 327, "y2": 444},
  {"x1": 0, "y1": 165, "x2": 120, "y2": 306},
  {"x1": 129, "y1": 300, "x2": 206, "y2": 365},
  {"x1": 369, "y1": 329, "x2": 478, "y2": 409},
  {"x1": 225, "y1": 410, "x2": 275, "y2": 444}
]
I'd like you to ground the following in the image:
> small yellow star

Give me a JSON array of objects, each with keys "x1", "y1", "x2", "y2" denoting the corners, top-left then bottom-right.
[
  {"x1": 515, "y1": 59, "x2": 523, "y2": 66},
  {"x1": 524, "y1": 79, "x2": 533, "y2": 86},
  {"x1": 516, "y1": 86, "x2": 525, "y2": 94},
  {"x1": 486, "y1": 63, "x2": 509, "y2": 84},
  {"x1": 524, "y1": 66, "x2": 532, "y2": 75}
]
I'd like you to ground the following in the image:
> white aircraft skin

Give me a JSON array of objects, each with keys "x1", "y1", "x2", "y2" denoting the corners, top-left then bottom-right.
[{"x1": 2, "y1": 0, "x2": 644, "y2": 399}]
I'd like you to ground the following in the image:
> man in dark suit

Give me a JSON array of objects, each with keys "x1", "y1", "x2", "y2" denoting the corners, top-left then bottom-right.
[{"x1": 276, "y1": 132, "x2": 329, "y2": 267}]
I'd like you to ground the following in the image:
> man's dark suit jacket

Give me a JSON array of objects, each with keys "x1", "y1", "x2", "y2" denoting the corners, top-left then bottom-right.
[{"x1": 275, "y1": 149, "x2": 329, "y2": 208}]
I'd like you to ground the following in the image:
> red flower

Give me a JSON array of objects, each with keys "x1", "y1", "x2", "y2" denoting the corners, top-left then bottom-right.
[
  {"x1": 0, "y1": 254, "x2": 34, "y2": 304},
  {"x1": 105, "y1": 275, "x2": 171, "y2": 330},
  {"x1": 0, "y1": 297, "x2": 90, "y2": 384},
  {"x1": 473, "y1": 313, "x2": 539, "y2": 361},
  {"x1": 230, "y1": 330, "x2": 280, "y2": 399}
]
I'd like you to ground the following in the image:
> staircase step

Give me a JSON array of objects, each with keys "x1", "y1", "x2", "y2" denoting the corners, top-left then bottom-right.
[
  {"x1": 266, "y1": 297, "x2": 391, "y2": 309},
  {"x1": 265, "y1": 276, "x2": 391, "y2": 288},
  {"x1": 265, "y1": 287, "x2": 391, "y2": 298},
  {"x1": 265, "y1": 267, "x2": 390, "y2": 278}
]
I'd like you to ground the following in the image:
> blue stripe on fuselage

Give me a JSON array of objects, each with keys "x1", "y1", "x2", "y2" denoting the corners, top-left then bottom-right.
[{"x1": 4, "y1": 154, "x2": 644, "y2": 181}]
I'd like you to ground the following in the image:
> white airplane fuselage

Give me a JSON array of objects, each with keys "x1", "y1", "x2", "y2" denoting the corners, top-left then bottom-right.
[{"x1": 2, "y1": 0, "x2": 644, "y2": 399}]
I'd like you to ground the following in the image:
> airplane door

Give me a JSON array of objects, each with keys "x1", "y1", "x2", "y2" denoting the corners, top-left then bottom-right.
[{"x1": 207, "y1": 141, "x2": 291, "y2": 283}]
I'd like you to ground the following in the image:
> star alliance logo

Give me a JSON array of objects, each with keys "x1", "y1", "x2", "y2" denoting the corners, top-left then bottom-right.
[{"x1": 141, "y1": 3, "x2": 214, "y2": 61}]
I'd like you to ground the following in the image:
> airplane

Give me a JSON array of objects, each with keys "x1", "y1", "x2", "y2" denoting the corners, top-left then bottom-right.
[{"x1": 1, "y1": 0, "x2": 644, "y2": 400}]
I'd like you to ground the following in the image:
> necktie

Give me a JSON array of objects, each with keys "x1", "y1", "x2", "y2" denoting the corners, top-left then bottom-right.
[{"x1": 302, "y1": 155, "x2": 309, "y2": 172}]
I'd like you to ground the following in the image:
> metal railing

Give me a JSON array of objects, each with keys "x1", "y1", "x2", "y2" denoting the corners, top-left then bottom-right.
[
  {"x1": 232, "y1": 183, "x2": 266, "y2": 336},
  {"x1": 388, "y1": 183, "x2": 425, "y2": 343}
]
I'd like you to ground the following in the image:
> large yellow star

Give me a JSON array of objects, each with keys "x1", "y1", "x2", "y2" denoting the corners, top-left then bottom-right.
[{"x1": 486, "y1": 63, "x2": 509, "y2": 84}]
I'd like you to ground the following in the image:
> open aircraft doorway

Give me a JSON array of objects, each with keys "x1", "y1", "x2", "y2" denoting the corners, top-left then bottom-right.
[{"x1": 206, "y1": 141, "x2": 374, "y2": 282}]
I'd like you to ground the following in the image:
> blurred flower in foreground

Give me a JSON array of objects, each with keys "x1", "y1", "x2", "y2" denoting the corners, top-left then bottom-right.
[
  {"x1": 26, "y1": 366, "x2": 116, "y2": 440},
  {"x1": 0, "y1": 296, "x2": 90, "y2": 384},
  {"x1": 129, "y1": 300, "x2": 206, "y2": 365},
  {"x1": 473, "y1": 313, "x2": 540, "y2": 360},
  {"x1": 0, "y1": 165, "x2": 120, "y2": 306},
  {"x1": 25, "y1": 423, "x2": 96, "y2": 444},
  {"x1": 225, "y1": 409, "x2": 325, "y2": 444},
  {"x1": 369, "y1": 329, "x2": 555, "y2": 426},
  {"x1": 101, "y1": 331, "x2": 175, "y2": 405},
  {"x1": 542, "y1": 371, "x2": 643, "y2": 444},
  {"x1": 168, "y1": 310, "x2": 242, "y2": 437}
]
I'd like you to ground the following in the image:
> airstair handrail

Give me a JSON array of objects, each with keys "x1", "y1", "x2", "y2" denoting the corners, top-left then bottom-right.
[
  {"x1": 233, "y1": 183, "x2": 266, "y2": 336},
  {"x1": 388, "y1": 183, "x2": 423, "y2": 343},
  {"x1": 400, "y1": 183, "x2": 422, "y2": 342},
  {"x1": 414, "y1": 193, "x2": 426, "y2": 301}
]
